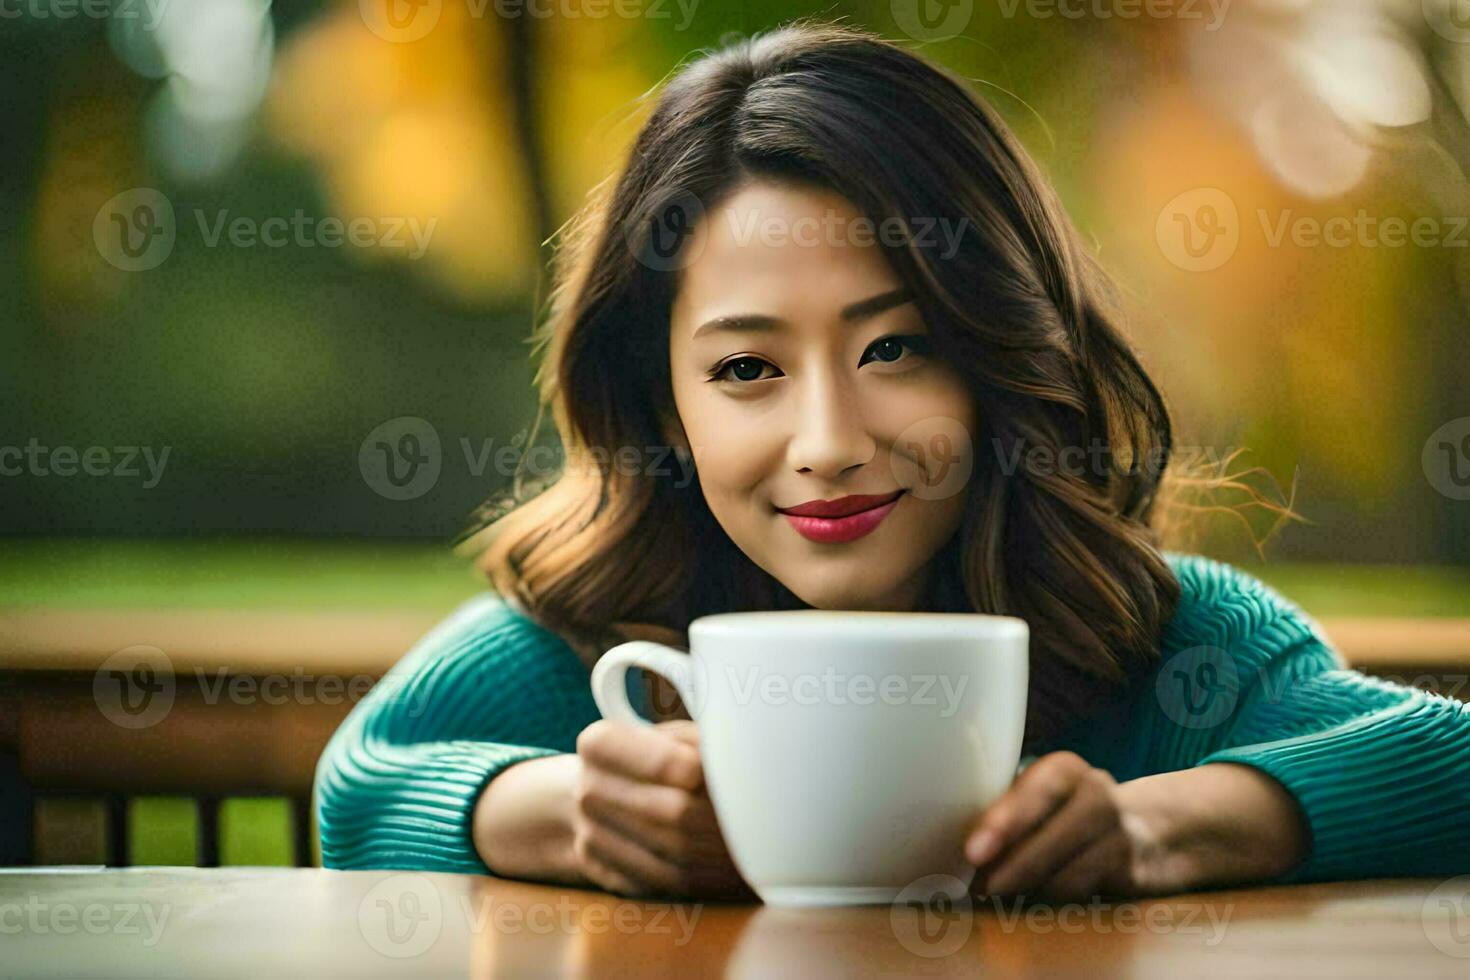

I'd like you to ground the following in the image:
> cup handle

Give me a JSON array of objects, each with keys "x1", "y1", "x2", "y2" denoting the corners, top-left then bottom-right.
[{"x1": 590, "y1": 641, "x2": 699, "y2": 727}]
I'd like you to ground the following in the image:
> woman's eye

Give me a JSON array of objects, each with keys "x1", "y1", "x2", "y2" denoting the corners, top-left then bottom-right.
[
  {"x1": 710, "y1": 356, "x2": 779, "y2": 384},
  {"x1": 860, "y1": 334, "x2": 932, "y2": 366},
  {"x1": 709, "y1": 335, "x2": 931, "y2": 384}
]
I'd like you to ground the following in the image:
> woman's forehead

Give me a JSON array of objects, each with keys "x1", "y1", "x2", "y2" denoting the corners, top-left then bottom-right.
[{"x1": 671, "y1": 184, "x2": 903, "y2": 337}]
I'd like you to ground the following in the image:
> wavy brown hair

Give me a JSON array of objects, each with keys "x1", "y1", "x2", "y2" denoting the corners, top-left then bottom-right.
[{"x1": 464, "y1": 19, "x2": 1287, "y2": 752}]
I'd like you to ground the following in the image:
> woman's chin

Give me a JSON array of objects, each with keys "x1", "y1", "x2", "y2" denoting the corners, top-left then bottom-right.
[{"x1": 777, "y1": 574, "x2": 915, "y2": 613}]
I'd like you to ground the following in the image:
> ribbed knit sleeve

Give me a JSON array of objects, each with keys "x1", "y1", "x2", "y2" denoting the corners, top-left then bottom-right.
[
  {"x1": 1147, "y1": 554, "x2": 1470, "y2": 884},
  {"x1": 1197, "y1": 661, "x2": 1470, "y2": 882},
  {"x1": 313, "y1": 594, "x2": 601, "y2": 873}
]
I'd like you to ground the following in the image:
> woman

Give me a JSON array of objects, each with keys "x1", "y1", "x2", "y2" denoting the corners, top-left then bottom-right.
[{"x1": 314, "y1": 20, "x2": 1468, "y2": 901}]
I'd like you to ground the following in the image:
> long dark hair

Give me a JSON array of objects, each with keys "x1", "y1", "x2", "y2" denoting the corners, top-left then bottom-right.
[{"x1": 467, "y1": 18, "x2": 1200, "y2": 751}]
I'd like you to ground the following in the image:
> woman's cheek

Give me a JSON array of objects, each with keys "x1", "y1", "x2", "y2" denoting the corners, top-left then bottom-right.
[{"x1": 690, "y1": 401, "x2": 781, "y2": 482}]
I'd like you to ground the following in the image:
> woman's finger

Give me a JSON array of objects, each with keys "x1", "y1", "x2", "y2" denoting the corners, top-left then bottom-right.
[
  {"x1": 1034, "y1": 829, "x2": 1131, "y2": 902},
  {"x1": 576, "y1": 820, "x2": 688, "y2": 897},
  {"x1": 578, "y1": 781, "x2": 720, "y2": 864},
  {"x1": 980, "y1": 780, "x2": 1114, "y2": 896},
  {"x1": 965, "y1": 752, "x2": 1088, "y2": 867},
  {"x1": 582, "y1": 796, "x2": 691, "y2": 864},
  {"x1": 579, "y1": 766, "x2": 717, "y2": 834},
  {"x1": 654, "y1": 719, "x2": 700, "y2": 746},
  {"x1": 577, "y1": 720, "x2": 704, "y2": 790},
  {"x1": 575, "y1": 846, "x2": 647, "y2": 898}
]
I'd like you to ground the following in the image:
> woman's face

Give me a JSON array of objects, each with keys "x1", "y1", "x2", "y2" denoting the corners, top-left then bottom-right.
[{"x1": 667, "y1": 181, "x2": 978, "y2": 612}]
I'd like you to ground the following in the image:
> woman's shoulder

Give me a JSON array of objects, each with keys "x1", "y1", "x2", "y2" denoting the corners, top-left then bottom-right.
[
  {"x1": 1157, "y1": 551, "x2": 1339, "y2": 665},
  {"x1": 397, "y1": 591, "x2": 583, "y2": 668}
]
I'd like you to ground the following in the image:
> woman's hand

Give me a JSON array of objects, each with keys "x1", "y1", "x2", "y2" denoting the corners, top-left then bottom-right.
[
  {"x1": 570, "y1": 718, "x2": 754, "y2": 900},
  {"x1": 963, "y1": 753, "x2": 1310, "y2": 902},
  {"x1": 963, "y1": 751, "x2": 1173, "y2": 901}
]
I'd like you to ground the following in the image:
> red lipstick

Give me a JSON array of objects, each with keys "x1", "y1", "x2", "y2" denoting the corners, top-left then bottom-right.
[{"x1": 776, "y1": 490, "x2": 905, "y2": 544}]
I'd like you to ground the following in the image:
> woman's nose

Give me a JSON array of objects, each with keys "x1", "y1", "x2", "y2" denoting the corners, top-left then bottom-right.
[{"x1": 784, "y1": 372, "x2": 877, "y2": 478}]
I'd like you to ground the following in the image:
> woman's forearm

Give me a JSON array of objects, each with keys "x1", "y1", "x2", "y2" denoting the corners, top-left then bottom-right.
[
  {"x1": 477, "y1": 757, "x2": 1311, "y2": 896},
  {"x1": 1116, "y1": 762, "x2": 1311, "y2": 894},
  {"x1": 472, "y1": 753, "x2": 587, "y2": 886}
]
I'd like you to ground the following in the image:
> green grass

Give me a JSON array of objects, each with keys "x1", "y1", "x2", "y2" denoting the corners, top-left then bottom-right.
[
  {"x1": 131, "y1": 797, "x2": 292, "y2": 866},
  {"x1": 0, "y1": 537, "x2": 484, "y2": 610},
  {"x1": 129, "y1": 797, "x2": 196, "y2": 865},
  {"x1": 2, "y1": 537, "x2": 1465, "y2": 618},
  {"x1": 1239, "y1": 561, "x2": 1470, "y2": 618},
  {"x1": 36, "y1": 796, "x2": 296, "y2": 867},
  {"x1": 220, "y1": 798, "x2": 294, "y2": 866}
]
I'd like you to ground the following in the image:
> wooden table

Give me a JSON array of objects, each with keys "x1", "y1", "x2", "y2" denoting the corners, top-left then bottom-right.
[{"x1": 2, "y1": 868, "x2": 1468, "y2": 978}]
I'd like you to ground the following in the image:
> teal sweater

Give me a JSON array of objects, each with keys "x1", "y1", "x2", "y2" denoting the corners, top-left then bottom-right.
[{"x1": 313, "y1": 552, "x2": 1469, "y2": 884}]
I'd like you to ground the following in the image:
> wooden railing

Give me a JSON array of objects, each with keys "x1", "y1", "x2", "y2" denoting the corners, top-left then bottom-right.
[{"x1": 2, "y1": 608, "x2": 1468, "y2": 867}]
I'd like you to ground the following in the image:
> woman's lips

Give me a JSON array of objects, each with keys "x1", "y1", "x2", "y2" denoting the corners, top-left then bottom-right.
[{"x1": 778, "y1": 490, "x2": 905, "y2": 544}]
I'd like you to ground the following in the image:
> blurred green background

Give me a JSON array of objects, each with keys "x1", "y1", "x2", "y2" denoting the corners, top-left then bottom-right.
[
  {"x1": 1, "y1": 0, "x2": 1467, "y2": 562},
  {"x1": 2, "y1": 1, "x2": 1468, "y2": 866}
]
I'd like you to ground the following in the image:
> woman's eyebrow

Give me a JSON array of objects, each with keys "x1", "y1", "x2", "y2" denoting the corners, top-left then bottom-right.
[{"x1": 691, "y1": 287, "x2": 914, "y2": 339}]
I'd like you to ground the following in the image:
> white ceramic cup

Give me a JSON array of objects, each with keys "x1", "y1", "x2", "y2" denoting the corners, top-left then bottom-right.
[{"x1": 589, "y1": 610, "x2": 1029, "y2": 907}]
